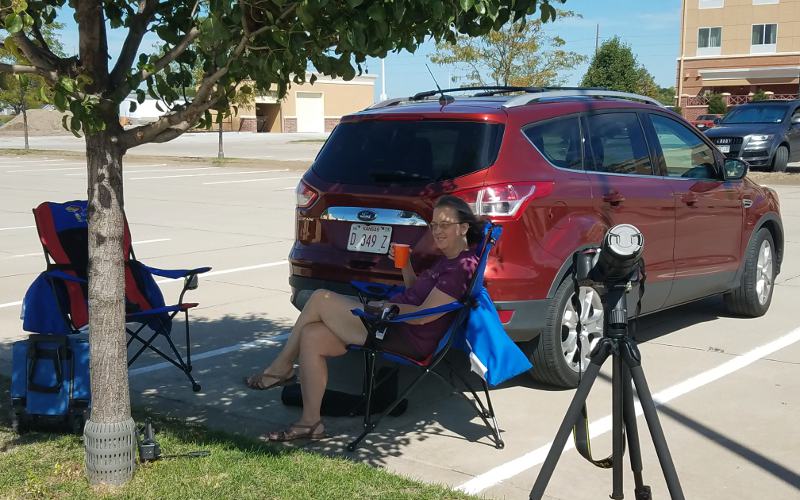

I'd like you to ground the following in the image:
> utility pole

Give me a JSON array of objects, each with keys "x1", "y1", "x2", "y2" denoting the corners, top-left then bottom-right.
[
  {"x1": 380, "y1": 58, "x2": 388, "y2": 101},
  {"x1": 595, "y1": 24, "x2": 600, "y2": 56}
]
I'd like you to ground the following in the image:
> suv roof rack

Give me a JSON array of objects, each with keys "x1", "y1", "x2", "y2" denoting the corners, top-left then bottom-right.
[
  {"x1": 502, "y1": 89, "x2": 665, "y2": 108},
  {"x1": 365, "y1": 87, "x2": 665, "y2": 111}
]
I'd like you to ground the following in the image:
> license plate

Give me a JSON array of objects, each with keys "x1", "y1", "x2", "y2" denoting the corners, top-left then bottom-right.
[
  {"x1": 347, "y1": 224, "x2": 392, "y2": 254},
  {"x1": 717, "y1": 145, "x2": 730, "y2": 153}
]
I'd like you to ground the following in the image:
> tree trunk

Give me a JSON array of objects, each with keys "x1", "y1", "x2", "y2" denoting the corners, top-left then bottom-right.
[
  {"x1": 22, "y1": 106, "x2": 28, "y2": 150},
  {"x1": 19, "y1": 84, "x2": 28, "y2": 150},
  {"x1": 218, "y1": 119, "x2": 224, "y2": 159},
  {"x1": 83, "y1": 130, "x2": 137, "y2": 485}
]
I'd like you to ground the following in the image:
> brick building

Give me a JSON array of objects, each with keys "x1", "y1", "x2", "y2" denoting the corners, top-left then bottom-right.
[{"x1": 677, "y1": 0, "x2": 800, "y2": 119}]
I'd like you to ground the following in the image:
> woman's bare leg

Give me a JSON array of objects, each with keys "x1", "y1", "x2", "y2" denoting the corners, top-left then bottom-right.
[
  {"x1": 295, "y1": 321, "x2": 350, "y2": 430},
  {"x1": 254, "y1": 289, "x2": 367, "y2": 380}
]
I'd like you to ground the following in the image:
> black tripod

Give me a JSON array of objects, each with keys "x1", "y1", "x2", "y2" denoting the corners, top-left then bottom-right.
[{"x1": 530, "y1": 280, "x2": 685, "y2": 500}]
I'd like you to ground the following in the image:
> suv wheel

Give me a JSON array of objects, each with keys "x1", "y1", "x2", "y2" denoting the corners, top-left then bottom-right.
[
  {"x1": 771, "y1": 145, "x2": 788, "y2": 172},
  {"x1": 528, "y1": 279, "x2": 604, "y2": 388},
  {"x1": 724, "y1": 228, "x2": 775, "y2": 317}
]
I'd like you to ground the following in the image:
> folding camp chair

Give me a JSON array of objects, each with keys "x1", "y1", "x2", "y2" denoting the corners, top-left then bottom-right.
[
  {"x1": 30, "y1": 200, "x2": 211, "y2": 391},
  {"x1": 346, "y1": 222, "x2": 505, "y2": 451}
]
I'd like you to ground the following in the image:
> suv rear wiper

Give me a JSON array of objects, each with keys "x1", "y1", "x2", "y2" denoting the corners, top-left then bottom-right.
[{"x1": 369, "y1": 170, "x2": 432, "y2": 183}]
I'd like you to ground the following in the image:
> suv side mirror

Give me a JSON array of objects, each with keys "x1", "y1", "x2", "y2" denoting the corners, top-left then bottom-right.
[
  {"x1": 723, "y1": 158, "x2": 748, "y2": 180},
  {"x1": 792, "y1": 115, "x2": 800, "y2": 125}
]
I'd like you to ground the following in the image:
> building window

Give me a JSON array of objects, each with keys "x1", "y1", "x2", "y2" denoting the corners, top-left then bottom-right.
[
  {"x1": 699, "y1": 0, "x2": 724, "y2": 8},
  {"x1": 697, "y1": 27, "x2": 722, "y2": 56},
  {"x1": 752, "y1": 24, "x2": 777, "y2": 53}
]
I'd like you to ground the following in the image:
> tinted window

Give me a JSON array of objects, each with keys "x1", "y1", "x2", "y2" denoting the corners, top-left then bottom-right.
[
  {"x1": 585, "y1": 113, "x2": 654, "y2": 175},
  {"x1": 312, "y1": 120, "x2": 504, "y2": 185},
  {"x1": 722, "y1": 104, "x2": 787, "y2": 124},
  {"x1": 651, "y1": 114, "x2": 717, "y2": 179},
  {"x1": 524, "y1": 116, "x2": 583, "y2": 170}
]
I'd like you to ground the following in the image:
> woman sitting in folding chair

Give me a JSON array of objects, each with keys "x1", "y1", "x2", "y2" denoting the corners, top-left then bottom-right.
[{"x1": 245, "y1": 196, "x2": 481, "y2": 442}]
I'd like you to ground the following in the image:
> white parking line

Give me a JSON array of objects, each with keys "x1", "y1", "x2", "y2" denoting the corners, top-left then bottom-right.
[
  {"x1": 130, "y1": 169, "x2": 289, "y2": 181},
  {"x1": 3, "y1": 238, "x2": 171, "y2": 260},
  {"x1": 8, "y1": 166, "x2": 85, "y2": 173},
  {"x1": 0, "y1": 225, "x2": 35, "y2": 231},
  {"x1": 456, "y1": 325, "x2": 800, "y2": 494},
  {"x1": 203, "y1": 176, "x2": 301, "y2": 186},
  {"x1": 66, "y1": 167, "x2": 217, "y2": 176},
  {"x1": 0, "y1": 159, "x2": 65, "y2": 165},
  {"x1": 0, "y1": 260, "x2": 289, "y2": 309},
  {"x1": 129, "y1": 332, "x2": 291, "y2": 377}
]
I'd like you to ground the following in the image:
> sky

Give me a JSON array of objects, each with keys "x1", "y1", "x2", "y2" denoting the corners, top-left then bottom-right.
[{"x1": 53, "y1": 0, "x2": 682, "y2": 103}]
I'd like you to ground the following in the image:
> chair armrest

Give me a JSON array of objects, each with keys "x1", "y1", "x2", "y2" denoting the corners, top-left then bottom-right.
[
  {"x1": 351, "y1": 280, "x2": 405, "y2": 300},
  {"x1": 143, "y1": 265, "x2": 212, "y2": 279},
  {"x1": 350, "y1": 301, "x2": 463, "y2": 324},
  {"x1": 43, "y1": 270, "x2": 87, "y2": 284}
]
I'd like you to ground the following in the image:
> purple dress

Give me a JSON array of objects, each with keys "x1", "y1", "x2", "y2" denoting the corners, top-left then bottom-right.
[{"x1": 385, "y1": 249, "x2": 479, "y2": 359}]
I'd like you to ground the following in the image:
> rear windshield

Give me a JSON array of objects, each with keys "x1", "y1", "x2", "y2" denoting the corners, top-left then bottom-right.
[
  {"x1": 722, "y1": 105, "x2": 788, "y2": 124},
  {"x1": 312, "y1": 120, "x2": 505, "y2": 185}
]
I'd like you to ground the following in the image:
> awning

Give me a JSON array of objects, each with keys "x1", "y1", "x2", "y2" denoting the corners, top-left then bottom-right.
[{"x1": 699, "y1": 66, "x2": 800, "y2": 81}]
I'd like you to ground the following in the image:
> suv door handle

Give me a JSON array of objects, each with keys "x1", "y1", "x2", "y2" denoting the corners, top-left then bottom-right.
[
  {"x1": 602, "y1": 192, "x2": 625, "y2": 206},
  {"x1": 682, "y1": 193, "x2": 698, "y2": 206}
]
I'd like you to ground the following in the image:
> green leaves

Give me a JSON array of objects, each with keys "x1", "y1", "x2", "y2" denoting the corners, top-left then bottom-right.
[{"x1": 4, "y1": 13, "x2": 23, "y2": 33}]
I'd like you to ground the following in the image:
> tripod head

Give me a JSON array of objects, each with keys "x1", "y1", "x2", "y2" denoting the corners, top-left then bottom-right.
[{"x1": 574, "y1": 224, "x2": 644, "y2": 293}]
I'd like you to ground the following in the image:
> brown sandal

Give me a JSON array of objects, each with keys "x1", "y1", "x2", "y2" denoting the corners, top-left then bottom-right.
[
  {"x1": 264, "y1": 420, "x2": 327, "y2": 442},
  {"x1": 244, "y1": 369, "x2": 296, "y2": 391}
]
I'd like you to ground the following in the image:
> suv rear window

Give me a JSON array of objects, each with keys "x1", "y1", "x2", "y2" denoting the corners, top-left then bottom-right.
[{"x1": 312, "y1": 120, "x2": 504, "y2": 185}]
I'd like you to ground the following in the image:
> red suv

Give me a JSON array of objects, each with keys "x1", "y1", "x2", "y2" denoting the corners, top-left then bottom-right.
[{"x1": 289, "y1": 88, "x2": 784, "y2": 388}]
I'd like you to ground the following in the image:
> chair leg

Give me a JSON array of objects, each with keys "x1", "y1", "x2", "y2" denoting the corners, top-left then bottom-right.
[
  {"x1": 163, "y1": 334, "x2": 201, "y2": 392},
  {"x1": 449, "y1": 366, "x2": 504, "y2": 449},
  {"x1": 184, "y1": 310, "x2": 192, "y2": 372},
  {"x1": 348, "y1": 350, "x2": 377, "y2": 452}
]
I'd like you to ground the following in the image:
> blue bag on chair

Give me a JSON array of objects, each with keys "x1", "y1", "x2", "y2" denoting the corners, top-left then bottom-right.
[{"x1": 458, "y1": 286, "x2": 532, "y2": 387}]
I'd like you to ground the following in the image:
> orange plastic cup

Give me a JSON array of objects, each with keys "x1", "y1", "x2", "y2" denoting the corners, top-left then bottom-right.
[{"x1": 393, "y1": 244, "x2": 410, "y2": 269}]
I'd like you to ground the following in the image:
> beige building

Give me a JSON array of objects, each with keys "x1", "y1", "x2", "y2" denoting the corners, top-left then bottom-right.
[
  {"x1": 677, "y1": 0, "x2": 800, "y2": 119},
  {"x1": 232, "y1": 72, "x2": 376, "y2": 133}
]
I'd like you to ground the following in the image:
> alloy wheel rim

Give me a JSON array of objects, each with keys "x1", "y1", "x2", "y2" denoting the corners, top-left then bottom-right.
[
  {"x1": 561, "y1": 286, "x2": 604, "y2": 373},
  {"x1": 756, "y1": 239, "x2": 774, "y2": 305}
]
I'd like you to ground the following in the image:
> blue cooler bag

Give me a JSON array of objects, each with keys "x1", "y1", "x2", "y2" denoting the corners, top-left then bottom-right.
[{"x1": 10, "y1": 333, "x2": 90, "y2": 433}]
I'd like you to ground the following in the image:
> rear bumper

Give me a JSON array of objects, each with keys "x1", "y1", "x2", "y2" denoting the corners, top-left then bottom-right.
[{"x1": 289, "y1": 275, "x2": 550, "y2": 342}]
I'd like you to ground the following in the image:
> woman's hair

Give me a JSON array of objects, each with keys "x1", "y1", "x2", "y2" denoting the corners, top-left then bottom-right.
[{"x1": 434, "y1": 195, "x2": 484, "y2": 245}]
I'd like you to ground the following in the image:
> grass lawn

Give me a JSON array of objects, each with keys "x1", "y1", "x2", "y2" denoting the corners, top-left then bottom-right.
[{"x1": 0, "y1": 376, "x2": 471, "y2": 499}]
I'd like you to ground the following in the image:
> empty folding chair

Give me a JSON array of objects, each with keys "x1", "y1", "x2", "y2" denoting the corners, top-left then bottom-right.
[
  {"x1": 28, "y1": 200, "x2": 211, "y2": 391},
  {"x1": 347, "y1": 222, "x2": 532, "y2": 451}
]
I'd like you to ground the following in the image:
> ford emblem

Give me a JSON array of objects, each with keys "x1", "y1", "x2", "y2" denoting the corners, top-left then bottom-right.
[{"x1": 357, "y1": 210, "x2": 377, "y2": 222}]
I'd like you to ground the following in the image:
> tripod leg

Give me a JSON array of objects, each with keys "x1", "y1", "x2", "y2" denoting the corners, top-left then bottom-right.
[
  {"x1": 611, "y1": 351, "x2": 625, "y2": 499},
  {"x1": 627, "y1": 364, "x2": 685, "y2": 500},
  {"x1": 622, "y1": 364, "x2": 649, "y2": 500},
  {"x1": 530, "y1": 342, "x2": 611, "y2": 500}
]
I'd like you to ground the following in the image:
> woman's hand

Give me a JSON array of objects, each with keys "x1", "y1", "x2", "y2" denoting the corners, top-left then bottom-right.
[{"x1": 389, "y1": 243, "x2": 412, "y2": 270}]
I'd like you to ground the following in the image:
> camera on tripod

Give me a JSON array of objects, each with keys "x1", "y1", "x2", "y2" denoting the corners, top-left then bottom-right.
[{"x1": 574, "y1": 223, "x2": 644, "y2": 290}]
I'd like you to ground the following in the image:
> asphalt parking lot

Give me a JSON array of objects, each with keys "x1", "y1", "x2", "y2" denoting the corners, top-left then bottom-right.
[{"x1": 0, "y1": 145, "x2": 798, "y2": 499}]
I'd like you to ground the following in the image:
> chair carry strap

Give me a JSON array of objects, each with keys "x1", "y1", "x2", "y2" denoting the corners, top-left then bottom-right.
[{"x1": 27, "y1": 335, "x2": 70, "y2": 393}]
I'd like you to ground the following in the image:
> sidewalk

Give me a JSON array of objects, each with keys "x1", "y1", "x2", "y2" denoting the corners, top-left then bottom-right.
[{"x1": 0, "y1": 131, "x2": 328, "y2": 162}]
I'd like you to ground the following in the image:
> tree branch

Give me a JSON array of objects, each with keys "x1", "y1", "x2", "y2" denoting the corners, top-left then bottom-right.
[
  {"x1": 12, "y1": 32, "x2": 61, "y2": 73},
  {"x1": 110, "y1": 0, "x2": 160, "y2": 88},
  {"x1": 0, "y1": 62, "x2": 59, "y2": 83}
]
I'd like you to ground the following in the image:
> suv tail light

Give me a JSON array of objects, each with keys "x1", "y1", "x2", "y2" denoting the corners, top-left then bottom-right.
[
  {"x1": 455, "y1": 181, "x2": 553, "y2": 220},
  {"x1": 296, "y1": 180, "x2": 318, "y2": 208}
]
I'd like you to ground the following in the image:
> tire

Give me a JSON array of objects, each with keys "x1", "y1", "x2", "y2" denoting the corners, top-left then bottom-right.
[
  {"x1": 527, "y1": 278, "x2": 605, "y2": 388},
  {"x1": 771, "y1": 145, "x2": 788, "y2": 173},
  {"x1": 724, "y1": 228, "x2": 776, "y2": 317}
]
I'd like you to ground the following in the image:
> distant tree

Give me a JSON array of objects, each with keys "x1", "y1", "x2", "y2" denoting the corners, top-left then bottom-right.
[
  {"x1": 582, "y1": 37, "x2": 666, "y2": 101},
  {"x1": 707, "y1": 93, "x2": 727, "y2": 114},
  {"x1": 430, "y1": 11, "x2": 587, "y2": 88},
  {"x1": 0, "y1": 22, "x2": 64, "y2": 147},
  {"x1": 751, "y1": 90, "x2": 768, "y2": 102}
]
